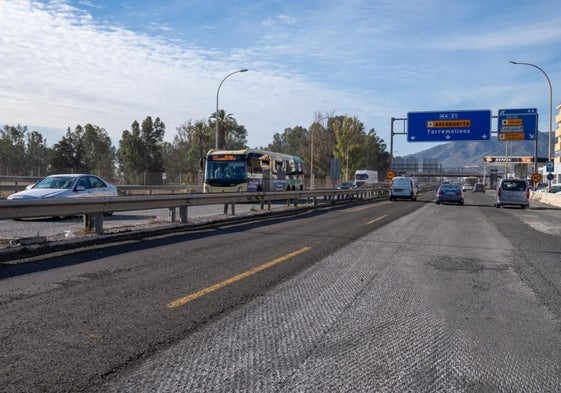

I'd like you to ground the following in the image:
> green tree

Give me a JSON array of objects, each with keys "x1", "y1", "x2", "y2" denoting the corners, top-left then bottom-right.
[
  {"x1": 332, "y1": 116, "x2": 365, "y2": 180},
  {"x1": 81, "y1": 124, "x2": 115, "y2": 179},
  {"x1": 117, "y1": 116, "x2": 166, "y2": 184},
  {"x1": 49, "y1": 124, "x2": 114, "y2": 177},
  {"x1": 26, "y1": 131, "x2": 51, "y2": 176},
  {"x1": 0, "y1": 125, "x2": 26, "y2": 175},
  {"x1": 268, "y1": 126, "x2": 308, "y2": 157},
  {"x1": 209, "y1": 109, "x2": 235, "y2": 149},
  {"x1": 225, "y1": 123, "x2": 248, "y2": 150},
  {"x1": 50, "y1": 127, "x2": 85, "y2": 174},
  {"x1": 117, "y1": 121, "x2": 144, "y2": 184},
  {"x1": 141, "y1": 116, "x2": 165, "y2": 174},
  {"x1": 308, "y1": 113, "x2": 337, "y2": 179},
  {"x1": 162, "y1": 120, "x2": 211, "y2": 184}
]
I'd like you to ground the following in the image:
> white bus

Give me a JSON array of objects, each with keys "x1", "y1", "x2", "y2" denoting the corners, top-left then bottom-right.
[{"x1": 202, "y1": 149, "x2": 305, "y2": 193}]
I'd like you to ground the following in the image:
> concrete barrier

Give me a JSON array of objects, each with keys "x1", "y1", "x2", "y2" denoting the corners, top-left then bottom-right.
[{"x1": 530, "y1": 191, "x2": 561, "y2": 207}]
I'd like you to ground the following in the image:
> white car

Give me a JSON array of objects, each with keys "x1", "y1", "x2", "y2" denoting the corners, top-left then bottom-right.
[{"x1": 7, "y1": 174, "x2": 118, "y2": 200}]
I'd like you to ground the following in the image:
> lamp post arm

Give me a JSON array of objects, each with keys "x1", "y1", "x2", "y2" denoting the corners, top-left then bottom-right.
[
  {"x1": 215, "y1": 69, "x2": 248, "y2": 149},
  {"x1": 510, "y1": 60, "x2": 554, "y2": 191}
]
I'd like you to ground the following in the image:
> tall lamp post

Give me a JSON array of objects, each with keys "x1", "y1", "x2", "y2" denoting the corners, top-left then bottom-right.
[
  {"x1": 215, "y1": 69, "x2": 248, "y2": 149},
  {"x1": 509, "y1": 61, "x2": 553, "y2": 190},
  {"x1": 310, "y1": 115, "x2": 328, "y2": 190}
]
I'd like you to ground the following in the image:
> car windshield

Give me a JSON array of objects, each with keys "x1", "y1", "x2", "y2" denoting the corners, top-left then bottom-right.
[{"x1": 34, "y1": 176, "x2": 76, "y2": 189}]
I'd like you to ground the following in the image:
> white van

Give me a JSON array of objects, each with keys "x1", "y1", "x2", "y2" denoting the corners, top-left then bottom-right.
[
  {"x1": 495, "y1": 178, "x2": 529, "y2": 209},
  {"x1": 389, "y1": 176, "x2": 417, "y2": 201}
]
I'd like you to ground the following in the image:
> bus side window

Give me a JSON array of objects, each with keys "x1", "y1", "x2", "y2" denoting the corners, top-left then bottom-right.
[
  {"x1": 274, "y1": 160, "x2": 283, "y2": 174},
  {"x1": 261, "y1": 156, "x2": 271, "y2": 173},
  {"x1": 249, "y1": 158, "x2": 262, "y2": 173}
]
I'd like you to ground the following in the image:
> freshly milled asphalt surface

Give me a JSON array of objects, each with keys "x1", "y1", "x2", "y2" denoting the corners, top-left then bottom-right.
[{"x1": 93, "y1": 197, "x2": 561, "y2": 392}]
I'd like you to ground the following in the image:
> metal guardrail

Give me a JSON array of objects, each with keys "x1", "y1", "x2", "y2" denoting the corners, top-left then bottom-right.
[
  {"x1": 0, "y1": 176, "x2": 43, "y2": 196},
  {"x1": 0, "y1": 187, "x2": 388, "y2": 235},
  {"x1": 0, "y1": 178, "x2": 201, "y2": 197}
]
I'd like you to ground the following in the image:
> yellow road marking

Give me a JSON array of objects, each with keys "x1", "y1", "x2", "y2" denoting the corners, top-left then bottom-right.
[
  {"x1": 367, "y1": 214, "x2": 388, "y2": 225},
  {"x1": 167, "y1": 246, "x2": 312, "y2": 309}
]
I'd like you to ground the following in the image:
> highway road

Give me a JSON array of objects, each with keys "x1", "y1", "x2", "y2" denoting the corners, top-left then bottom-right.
[{"x1": 1, "y1": 191, "x2": 561, "y2": 392}]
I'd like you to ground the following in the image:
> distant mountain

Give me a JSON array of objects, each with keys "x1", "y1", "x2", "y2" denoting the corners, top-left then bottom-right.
[{"x1": 406, "y1": 131, "x2": 550, "y2": 168}]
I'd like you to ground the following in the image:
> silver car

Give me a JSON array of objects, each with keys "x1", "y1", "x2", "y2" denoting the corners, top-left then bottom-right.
[
  {"x1": 495, "y1": 178, "x2": 529, "y2": 209},
  {"x1": 7, "y1": 174, "x2": 118, "y2": 200}
]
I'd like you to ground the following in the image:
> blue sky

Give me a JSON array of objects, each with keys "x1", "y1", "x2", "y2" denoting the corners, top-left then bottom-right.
[{"x1": 1, "y1": 0, "x2": 560, "y2": 156}]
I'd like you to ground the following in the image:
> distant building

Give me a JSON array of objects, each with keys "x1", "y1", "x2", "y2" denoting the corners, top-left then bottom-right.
[
  {"x1": 420, "y1": 158, "x2": 439, "y2": 173},
  {"x1": 392, "y1": 156, "x2": 419, "y2": 174}
]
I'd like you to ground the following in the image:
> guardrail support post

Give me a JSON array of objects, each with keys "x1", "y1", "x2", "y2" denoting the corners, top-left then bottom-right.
[
  {"x1": 223, "y1": 203, "x2": 235, "y2": 215},
  {"x1": 84, "y1": 213, "x2": 104, "y2": 235},
  {"x1": 93, "y1": 213, "x2": 103, "y2": 235},
  {"x1": 84, "y1": 214, "x2": 93, "y2": 231},
  {"x1": 168, "y1": 207, "x2": 176, "y2": 222},
  {"x1": 179, "y1": 206, "x2": 188, "y2": 223}
]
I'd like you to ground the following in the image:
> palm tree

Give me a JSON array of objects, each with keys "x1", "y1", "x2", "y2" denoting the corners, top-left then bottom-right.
[
  {"x1": 191, "y1": 120, "x2": 208, "y2": 159},
  {"x1": 210, "y1": 109, "x2": 235, "y2": 149}
]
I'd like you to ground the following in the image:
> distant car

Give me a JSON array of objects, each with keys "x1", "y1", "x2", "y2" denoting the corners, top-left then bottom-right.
[
  {"x1": 389, "y1": 176, "x2": 417, "y2": 201},
  {"x1": 473, "y1": 183, "x2": 485, "y2": 193},
  {"x1": 337, "y1": 181, "x2": 357, "y2": 190},
  {"x1": 462, "y1": 183, "x2": 473, "y2": 191},
  {"x1": 535, "y1": 183, "x2": 561, "y2": 193},
  {"x1": 495, "y1": 178, "x2": 529, "y2": 209},
  {"x1": 7, "y1": 174, "x2": 118, "y2": 200},
  {"x1": 435, "y1": 184, "x2": 464, "y2": 205}
]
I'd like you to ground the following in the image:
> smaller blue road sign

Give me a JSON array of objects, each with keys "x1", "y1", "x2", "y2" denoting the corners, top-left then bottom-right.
[
  {"x1": 497, "y1": 108, "x2": 537, "y2": 141},
  {"x1": 407, "y1": 110, "x2": 491, "y2": 142}
]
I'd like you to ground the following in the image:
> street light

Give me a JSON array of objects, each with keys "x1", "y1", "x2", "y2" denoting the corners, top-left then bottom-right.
[
  {"x1": 310, "y1": 115, "x2": 328, "y2": 190},
  {"x1": 215, "y1": 68, "x2": 248, "y2": 149},
  {"x1": 509, "y1": 60, "x2": 553, "y2": 190}
]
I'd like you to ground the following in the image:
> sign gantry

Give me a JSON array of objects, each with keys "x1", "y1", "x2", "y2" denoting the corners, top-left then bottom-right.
[{"x1": 407, "y1": 110, "x2": 492, "y2": 142}]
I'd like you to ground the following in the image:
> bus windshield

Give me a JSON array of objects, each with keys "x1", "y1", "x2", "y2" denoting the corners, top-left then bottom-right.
[{"x1": 205, "y1": 157, "x2": 247, "y2": 186}]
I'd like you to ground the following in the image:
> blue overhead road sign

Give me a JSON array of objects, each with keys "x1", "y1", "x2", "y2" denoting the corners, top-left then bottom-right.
[
  {"x1": 407, "y1": 110, "x2": 492, "y2": 142},
  {"x1": 497, "y1": 108, "x2": 537, "y2": 141}
]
